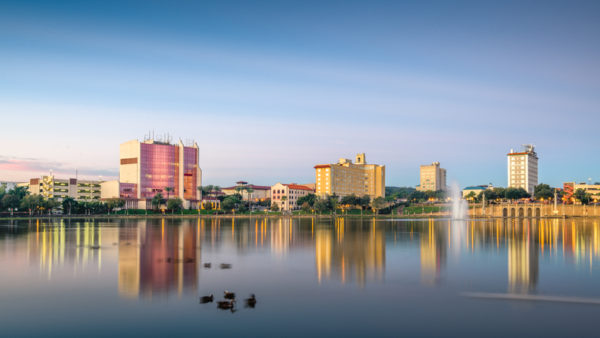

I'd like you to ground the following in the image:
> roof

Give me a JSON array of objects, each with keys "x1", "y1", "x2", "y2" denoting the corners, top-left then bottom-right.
[
  {"x1": 463, "y1": 186, "x2": 487, "y2": 190},
  {"x1": 314, "y1": 164, "x2": 331, "y2": 169},
  {"x1": 284, "y1": 184, "x2": 314, "y2": 191},
  {"x1": 222, "y1": 184, "x2": 270, "y2": 190},
  {"x1": 507, "y1": 152, "x2": 535, "y2": 156}
]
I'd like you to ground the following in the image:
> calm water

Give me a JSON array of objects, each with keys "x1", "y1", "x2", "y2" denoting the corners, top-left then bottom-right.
[{"x1": 1, "y1": 217, "x2": 600, "y2": 337}]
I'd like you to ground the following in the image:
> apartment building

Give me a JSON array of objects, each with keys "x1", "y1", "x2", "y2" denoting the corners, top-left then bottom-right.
[
  {"x1": 27, "y1": 176, "x2": 102, "y2": 201},
  {"x1": 314, "y1": 153, "x2": 385, "y2": 199},
  {"x1": 417, "y1": 162, "x2": 447, "y2": 192},
  {"x1": 508, "y1": 145, "x2": 538, "y2": 194}
]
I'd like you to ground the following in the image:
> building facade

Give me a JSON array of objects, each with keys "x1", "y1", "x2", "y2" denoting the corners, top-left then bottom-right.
[
  {"x1": 507, "y1": 145, "x2": 538, "y2": 195},
  {"x1": 314, "y1": 153, "x2": 385, "y2": 199},
  {"x1": 221, "y1": 181, "x2": 271, "y2": 201},
  {"x1": 563, "y1": 182, "x2": 600, "y2": 203},
  {"x1": 417, "y1": 162, "x2": 447, "y2": 192},
  {"x1": 119, "y1": 138, "x2": 202, "y2": 208},
  {"x1": 27, "y1": 176, "x2": 102, "y2": 201},
  {"x1": 271, "y1": 183, "x2": 314, "y2": 211}
]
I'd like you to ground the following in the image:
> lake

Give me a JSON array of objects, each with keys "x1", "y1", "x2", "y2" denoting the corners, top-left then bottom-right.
[{"x1": 1, "y1": 217, "x2": 600, "y2": 337}]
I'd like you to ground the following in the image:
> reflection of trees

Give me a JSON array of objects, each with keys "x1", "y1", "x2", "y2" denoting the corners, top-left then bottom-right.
[{"x1": 315, "y1": 218, "x2": 385, "y2": 287}]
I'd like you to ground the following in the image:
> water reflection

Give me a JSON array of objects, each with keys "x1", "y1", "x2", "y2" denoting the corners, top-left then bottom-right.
[
  {"x1": 316, "y1": 217, "x2": 385, "y2": 286},
  {"x1": 420, "y1": 219, "x2": 447, "y2": 285},
  {"x1": 118, "y1": 219, "x2": 199, "y2": 299},
  {"x1": 2, "y1": 217, "x2": 600, "y2": 300}
]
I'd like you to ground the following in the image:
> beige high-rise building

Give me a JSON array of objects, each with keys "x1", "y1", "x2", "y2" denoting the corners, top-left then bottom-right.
[
  {"x1": 314, "y1": 153, "x2": 385, "y2": 198},
  {"x1": 507, "y1": 145, "x2": 538, "y2": 194},
  {"x1": 417, "y1": 162, "x2": 446, "y2": 192}
]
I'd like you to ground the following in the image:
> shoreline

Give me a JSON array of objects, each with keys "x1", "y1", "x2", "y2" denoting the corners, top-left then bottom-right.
[{"x1": 1, "y1": 214, "x2": 599, "y2": 222}]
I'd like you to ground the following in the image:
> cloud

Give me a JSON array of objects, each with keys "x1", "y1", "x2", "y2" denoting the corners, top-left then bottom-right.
[{"x1": 0, "y1": 156, "x2": 118, "y2": 181}]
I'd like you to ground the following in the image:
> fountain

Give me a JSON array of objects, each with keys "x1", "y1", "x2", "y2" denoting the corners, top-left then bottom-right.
[{"x1": 449, "y1": 182, "x2": 468, "y2": 220}]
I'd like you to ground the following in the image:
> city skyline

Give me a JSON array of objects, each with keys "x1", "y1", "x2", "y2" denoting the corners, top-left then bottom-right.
[{"x1": 1, "y1": 1, "x2": 600, "y2": 187}]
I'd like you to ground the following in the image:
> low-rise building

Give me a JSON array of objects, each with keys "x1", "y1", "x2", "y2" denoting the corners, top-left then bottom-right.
[
  {"x1": 271, "y1": 183, "x2": 314, "y2": 211},
  {"x1": 221, "y1": 181, "x2": 271, "y2": 201}
]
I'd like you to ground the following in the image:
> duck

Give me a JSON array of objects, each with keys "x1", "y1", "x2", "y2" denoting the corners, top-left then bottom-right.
[
  {"x1": 224, "y1": 291, "x2": 236, "y2": 300},
  {"x1": 203, "y1": 263, "x2": 212, "y2": 268},
  {"x1": 220, "y1": 263, "x2": 232, "y2": 269},
  {"x1": 217, "y1": 300, "x2": 235, "y2": 310},
  {"x1": 245, "y1": 294, "x2": 257, "y2": 308},
  {"x1": 199, "y1": 294, "x2": 214, "y2": 303}
]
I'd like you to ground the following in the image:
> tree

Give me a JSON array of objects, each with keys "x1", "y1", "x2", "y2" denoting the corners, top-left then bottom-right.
[
  {"x1": 270, "y1": 202, "x2": 280, "y2": 212},
  {"x1": 301, "y1": 202, "x2": 311, "y2": 212},
  {"x1": 505, "y1": 187, "x2": 530, "y2": 200},
  {"x1": 164, "y1": 187, "x2": 173, "y2": 199},
  {"x1": 371, "y1": 197, "x2": 387, "y2": 214},
  {"x1": 106, "y1": 198, "x2": 125, "y2": 213},
  {"x1": 43, "y1": 198, "x2": 60, "y2": 215},
  {"x1": 465, "y1": 191, "x2": 477, "y2": 201},
  {"x1": 20, "y1": 194, "x2": 43, "y2": 215},
  {"x1": 359, "y1": 195, "x2": 371, "y2": 209},
  {"x1": 2, "y1": 186, "x2": 28, "y2": 211},
  {"x1": 407, "y1": 190, "x2": 428, "y2": 203},
  {"x1": 534, "y1": 183, "x2": 554, "y2": 201},
  {"x1": 340, "y1": 194, "x2": 359, "y2": 207},
  {"x1": 222, "y1": 195, "x2": 245, "y2": 212},
  {"x1": 314, "y1": 198, "x2": 330, "y2": 213},
  {"x1": 152, "y1": 193, "x2": 165, "y2": 210},
  {"x1": 297, "y1": 194, "x2": 317, "y2": 207},
  {"x1": 574, "y1": 189, "x2": 591, "y2": 205},
  {"x1": 385, "y1": 187, "x2": 416, "y2": 199},
  {"x1": 62, "y1": 197, "x2": 77, "y2": 215},
  {"x1": 167, "y1": 198, "x2": 183, "y2": 212}
]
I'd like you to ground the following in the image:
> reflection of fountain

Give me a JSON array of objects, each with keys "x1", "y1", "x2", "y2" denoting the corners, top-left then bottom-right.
[{"x1": 450, "y1": 182, "x2": 468, "y2": 220}]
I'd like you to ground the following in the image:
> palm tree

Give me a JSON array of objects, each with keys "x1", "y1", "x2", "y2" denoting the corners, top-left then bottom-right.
[
  {"x1": 164, "y1": 187, "x2": 173, "y2": 200},
  {"x1": 152, "y1": 192, "x2": 164, "y2": 211}
]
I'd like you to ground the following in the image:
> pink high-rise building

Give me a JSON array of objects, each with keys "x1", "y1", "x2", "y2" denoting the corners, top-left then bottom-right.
[{"x1": 118, "y1": 138, "x2": 202, "y2": 209}]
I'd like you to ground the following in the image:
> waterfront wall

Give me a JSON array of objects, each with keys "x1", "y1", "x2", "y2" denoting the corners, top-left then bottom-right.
[{"x1": 469, "y1": 203, "x2": 600, "y2": 218}]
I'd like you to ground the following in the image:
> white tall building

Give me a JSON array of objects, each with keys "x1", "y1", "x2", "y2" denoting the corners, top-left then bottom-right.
[{"x1": 507, "y1": 145, "x2": 538, "y2": 194}]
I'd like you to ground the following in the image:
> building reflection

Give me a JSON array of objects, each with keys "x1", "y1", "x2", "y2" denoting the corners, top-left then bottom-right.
[
  {"x1": 315, "y1": 217, "x2": 385, "y2": 287},
  {"x1": 507, "y1": 219, "x2": 539, "y2": 293},
  {"x1": 420, "y1": 219, "x2": 447, "y2": 285},
  {"x1": 26, "y1": 219, "x2": 109, "y2": 278},
  {"x1": 118, "y1": 219, "x2": 199, "y2": 299}
]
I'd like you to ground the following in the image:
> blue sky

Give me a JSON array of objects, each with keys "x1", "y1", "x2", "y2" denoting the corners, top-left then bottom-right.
[{"x1": 1, "y1": 0, "x2": 599, "y2": 187}]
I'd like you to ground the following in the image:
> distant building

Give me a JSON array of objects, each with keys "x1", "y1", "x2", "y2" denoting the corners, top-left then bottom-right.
[
  {"x1": 0, "y1": 182, "x2": 18, "y2": 191},
  {"x1": 119, "y1": 138, "x2": 202, "y2": 209},
  {"x1": 27, "y1": 175, "x2": 102, "y2": 201},
  {"x1": 417, "y1": 162, "x2": 446, "y2": 192},
  {"x1": 271, "y1": 183, "x2": 314, "y2": 211},
  {"x1": 563, "y1": 182, "x2": 600, "y2": 203},
  {"x1": 314, "y1": 153, "x2": 385, "y2": 198},
  {"x1": 507, "y1": 145, "x2": 538, "y2": 194},
  {"x1": 221, "y1": 181, "x2": 271, "y2": 201},
  {"x1": 462, "y1": 185, "x2": 492, "y2": 198}
]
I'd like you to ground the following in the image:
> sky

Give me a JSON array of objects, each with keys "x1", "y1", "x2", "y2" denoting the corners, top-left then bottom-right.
[{"x1": 1, "y1": 0, "x2": 599, "y2": 188}]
